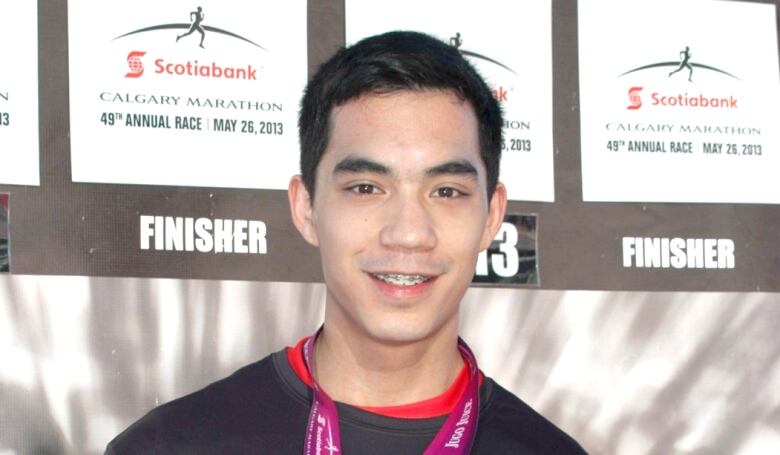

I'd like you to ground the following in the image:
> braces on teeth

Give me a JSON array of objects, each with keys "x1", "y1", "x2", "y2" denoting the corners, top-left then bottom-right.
[{"x1": 374, "y1": 273, "x2": 428, "y2": 286}]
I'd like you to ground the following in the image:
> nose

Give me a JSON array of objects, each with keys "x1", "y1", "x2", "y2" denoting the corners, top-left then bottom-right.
[{"x1": 379, "y1": 192, "x2": 437, "y2": 252}]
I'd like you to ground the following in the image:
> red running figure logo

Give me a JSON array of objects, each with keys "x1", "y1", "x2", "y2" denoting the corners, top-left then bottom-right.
[
  {"x1": 125, "y1": 51, "x2": 146, "y2": 78},
  {"x1": 627, "y1": 86, "x2": 643, "y2": 110}
]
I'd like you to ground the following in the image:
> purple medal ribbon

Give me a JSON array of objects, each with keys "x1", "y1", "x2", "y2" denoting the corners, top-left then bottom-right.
[
  {"x1": 302, "y1": 331, "x2": 480, "y2": 455},
  {"x1": 302, "y1": 332, "x2": 343, "y2": 455}
]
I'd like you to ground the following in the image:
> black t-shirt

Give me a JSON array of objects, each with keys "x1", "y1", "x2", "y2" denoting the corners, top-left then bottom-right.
[{"x1": 106, "y1": 349, "x2": 586, "y2": 454}]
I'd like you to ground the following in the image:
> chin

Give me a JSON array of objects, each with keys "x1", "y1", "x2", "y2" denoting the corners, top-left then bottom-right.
[
  {"x1": 324, "y1": 277, "x2": 463, "y2": 346},
  {"x1": 360, "y1": 313, "x2": 457, "y2": 346}
]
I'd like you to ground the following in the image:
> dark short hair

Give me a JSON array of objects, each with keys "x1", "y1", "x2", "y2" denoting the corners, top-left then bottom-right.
[{"x1": 298, "y1": 30, "x2": 503, "y2": 200}]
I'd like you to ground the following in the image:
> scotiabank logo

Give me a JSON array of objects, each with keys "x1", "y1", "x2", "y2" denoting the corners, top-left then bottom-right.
[
  {"x1": 124, "y1": 52, "x2": 257, "y2": 80},
  {"x1": 125, "y1": 51, "x2": 146, "y2": 78},
  {"x1": 626, "y1": 86, "x2": 738, "y2": 110},
  {"x1": 621, "y1": 46, "x2": 741, "y2": 111},
  {"x1": 115, "y1": 7, "x2": 264, "y2": 80},
  {"x1": 627, "y1": 87, "x2": 643, "y2": 110}
]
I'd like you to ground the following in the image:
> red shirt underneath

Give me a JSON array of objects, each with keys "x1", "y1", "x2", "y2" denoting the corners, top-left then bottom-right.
[{"x1": 285, "y1": 337, "x2": 481, "y2": 419}]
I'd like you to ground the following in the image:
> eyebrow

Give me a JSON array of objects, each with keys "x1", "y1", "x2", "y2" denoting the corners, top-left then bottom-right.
[
  {"x1": 333, "y1": 157, "x2": 390, "y2": 175},
  {"x1": 332, "y1": 156, "x2": 478, "y2": 179},
  {"x1": 425, "y1": 160, "x2": 478, "y2": 179}
]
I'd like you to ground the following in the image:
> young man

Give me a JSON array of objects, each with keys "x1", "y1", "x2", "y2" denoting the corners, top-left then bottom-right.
[{"x1": 107, "y1": 31, "x2": 585, "y2": 454}]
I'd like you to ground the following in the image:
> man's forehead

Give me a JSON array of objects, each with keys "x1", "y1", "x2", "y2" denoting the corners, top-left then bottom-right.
[{"x1": 312, "y1": 89, "x2": 488, "y2": 192}]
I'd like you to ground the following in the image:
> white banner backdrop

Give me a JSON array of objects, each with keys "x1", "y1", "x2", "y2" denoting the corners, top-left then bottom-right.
[{"x1": 2, "y1": 275, "x2": 779, "y2": 454}]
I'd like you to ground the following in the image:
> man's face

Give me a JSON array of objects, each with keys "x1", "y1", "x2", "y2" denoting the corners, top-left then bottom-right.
[{"x1": 289, "y1": 90, "x2": 506, "y2": 344}]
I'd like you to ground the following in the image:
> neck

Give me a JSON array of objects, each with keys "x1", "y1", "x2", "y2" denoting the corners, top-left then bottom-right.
[{"x1": 312, "y1": 322, "x2": 463, "y2": 407}]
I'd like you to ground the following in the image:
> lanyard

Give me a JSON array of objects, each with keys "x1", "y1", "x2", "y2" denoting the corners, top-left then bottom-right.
[{"x1": 302, "y1": 331, "x2": 480, "y2": 455}]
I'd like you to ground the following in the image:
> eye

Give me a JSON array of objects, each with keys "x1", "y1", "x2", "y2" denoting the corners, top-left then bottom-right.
[
  {"x1": 349, "y1": 183, "x2": 380, "y2": 195},
  {"x1": 432, "y1": 187, "x2": 464, "y2": 198}
]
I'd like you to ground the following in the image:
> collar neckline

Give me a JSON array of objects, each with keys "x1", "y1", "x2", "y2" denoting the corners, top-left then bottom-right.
[{"x1": 285, "y1": 336, "x2": 480, "y2": 419}]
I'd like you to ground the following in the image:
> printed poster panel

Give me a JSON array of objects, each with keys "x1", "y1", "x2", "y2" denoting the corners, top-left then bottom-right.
[
  {"x1": 0, "y1": 2, "x2": 39, "y2": 186},
  {"x1": 579, "y1": 0, "x2": 780, "y2": 203},
  {"x1": 68, "y1": 1, "x2": 306, "y2": 189},
  {"x1": 346, "y1": 0, "x2": 555, "y2": 202}
]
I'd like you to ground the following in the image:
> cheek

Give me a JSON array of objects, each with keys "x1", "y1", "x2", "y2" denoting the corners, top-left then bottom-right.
[
  {"x1": 316, "y1": 211, "x2": 371, "y2": 261},
  {"x1": 440, "y1": 214, "x2": 487, "y2": 251},
  {"x1": 317, "y1": 195, "x2": 379, "y2": 233}
]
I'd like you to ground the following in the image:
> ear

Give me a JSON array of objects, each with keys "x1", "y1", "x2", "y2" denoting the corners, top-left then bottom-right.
[
  {"x1": 288, "y1": 175, "x2": 320, "y2": 246},
  {"x1": 479, "y1": 182, "x2": 507, "y2": 251}
]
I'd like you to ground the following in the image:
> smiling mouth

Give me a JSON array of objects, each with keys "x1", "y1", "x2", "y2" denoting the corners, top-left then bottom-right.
[{"x1": 371, "y1": 273, "x2": 431, "y2": 286}]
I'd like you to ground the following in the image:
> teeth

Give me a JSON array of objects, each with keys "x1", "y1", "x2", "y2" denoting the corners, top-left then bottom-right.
[{"x1": 374, "y1": 273, "x2": 428, "y2": 286}]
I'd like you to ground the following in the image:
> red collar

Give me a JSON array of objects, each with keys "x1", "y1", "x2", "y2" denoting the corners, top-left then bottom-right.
[{"x1": 285, "y1": 336, "x2": 481, "y2": 419}]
